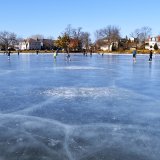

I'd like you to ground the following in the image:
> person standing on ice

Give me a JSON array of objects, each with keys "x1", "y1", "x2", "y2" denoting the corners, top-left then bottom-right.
[
  {"x1": 132, "y1": 48, "x2": 137, "y2": 62},
  {"x1": 66, "y1": 53, "x2": 71, "y2": 61},
  {"x1": 149, "y1": 46, "x2": 153, "y2": 62},
  {"x1": 7, "y1": 50, "x2": 11, "y2": 60},
  {"x1": 53, "y1": 48, "x2": 59, "y2": 60}
]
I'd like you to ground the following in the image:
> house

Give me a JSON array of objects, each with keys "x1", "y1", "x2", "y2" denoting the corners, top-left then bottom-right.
[
  {"x1": 100, "y1": 42, "x2": 119, "y2": 51},
  {"x1": 41, "y1": 39, "x2": 55, "y2": 50},
  {"x1": 19, "y1": 38, "x2": 41, "y2": 50},
  {"x1": 100, "y1": 45, "x2": 111, "y2": 51},
  {"x1": 97, "y1": 39, "x2": 119, "y2": 51},
  {"x1": 145, "y1": 36, "x2": 160, "y2": 50}
]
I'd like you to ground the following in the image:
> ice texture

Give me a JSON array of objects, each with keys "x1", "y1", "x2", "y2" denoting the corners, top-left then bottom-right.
[{"x1": 0, "y1": 53, "x2": 160, "y2": 160}]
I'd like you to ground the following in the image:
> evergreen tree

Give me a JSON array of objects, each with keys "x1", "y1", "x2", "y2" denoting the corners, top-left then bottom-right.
[{"x1": 154, "y1": 43, "x2": 159, "y2": 50}]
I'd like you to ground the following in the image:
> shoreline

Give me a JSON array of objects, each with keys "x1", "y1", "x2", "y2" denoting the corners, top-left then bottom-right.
[
  {"x1": 0, "y1": 52, "x2": 159, "y2": 56},
  {"x1": 0, "y1": 49, "x2": 160, "y2": 55}
]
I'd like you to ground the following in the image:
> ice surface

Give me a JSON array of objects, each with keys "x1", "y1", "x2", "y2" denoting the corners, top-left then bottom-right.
[{"x1": 0, "y1": 53, "x2": 160, "y2": 160}]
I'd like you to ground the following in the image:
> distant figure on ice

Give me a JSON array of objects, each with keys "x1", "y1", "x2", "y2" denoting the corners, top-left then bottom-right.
[
  {"x1": 53, "y1": 51, "x2": 57, "y2": 60},
  {"x1": 53, "y1": 48, "x2": 59, "y2": 60},
  {"x1": 132, "y1": 48, "x2": 137, "y2": 62},
  {"x1": 36, "y1": 50, "x2": 39, "y2": 55},
  {"x1": 7, "y1": 50, "x2": 11, "y2": 60},
  {"x1": 66, "y1": 53, "x2": 71, "y2": 61},
  {"x1": 83, "y1": 49, "x2": 86, "y2": 56},
  {"x1": 18, "y1": 50, "x2": 20, "y2": 56},
  {"x1": 90, "y1": 49, "x2": 92, "y2": 56},
  {"x1": 149, "y1": 47, "x2": 153, "y2": 62}
]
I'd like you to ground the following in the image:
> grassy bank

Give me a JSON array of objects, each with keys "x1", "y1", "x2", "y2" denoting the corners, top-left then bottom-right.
[{"x1": 98, "y1": 49, "x2": 160, "y2": 54}]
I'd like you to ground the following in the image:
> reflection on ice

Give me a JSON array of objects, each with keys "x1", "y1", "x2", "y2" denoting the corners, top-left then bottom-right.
[
  {"x1": 53, "y1": 66, "x2": 104, "y2": 70},
  {"x1": 0, "y1": 70, "x2": 13, "y2": 75}
]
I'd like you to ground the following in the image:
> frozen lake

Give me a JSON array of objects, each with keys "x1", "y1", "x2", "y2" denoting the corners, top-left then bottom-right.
[{"x1": 0, "y1": 53, "x2": 160, "y2": 160}]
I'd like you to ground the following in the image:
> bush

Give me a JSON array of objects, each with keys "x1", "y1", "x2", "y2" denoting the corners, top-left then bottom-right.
[{"x1": 154, "y1": 43, "x2": 159, "y2": 50}]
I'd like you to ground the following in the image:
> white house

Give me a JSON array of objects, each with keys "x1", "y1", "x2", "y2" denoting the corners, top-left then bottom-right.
[
  {"x1": 19, "y1": 38, "x2": 41, "y2": 50},
  {"x1": 100, "y1": 42, "x2": 118, "y2": 51},
  {"x1": 100, "y1": 45, "x2": 111, "y2": 51},
  {"x1": 145, "y1": 36, "x2": 160, "y2": 50}
]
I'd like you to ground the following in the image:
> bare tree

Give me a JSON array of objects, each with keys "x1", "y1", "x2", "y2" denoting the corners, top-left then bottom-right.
[
  {"x1": 130, "y1": 29, "x2": 141, "y2": 39},
  {"x1": 64, "y1": 24, "x2": 74, "y2": 38},
  {"x1": 60, "y1": 25, "x2": 75, "y2": 53},
  {"x1": 59, "y1": 25, "x2": 92, "y2": 52},
  {"x1": 62, "y1": 25, "x2": 85, "y2": 52},
  {"x1": 0, "y1": 31, "x2": 17, "y2": 51},
  {"x1": 72, "y1": 27, "x2": 82, "y2": 39},
  {"x1": 30, "y1": 34, "x2": 44, "y2": 40},
  {"x1": 94, "y1": 30, "x2": 104, "y2": 41},
  {"x1": 94, "y1": 30, "x2": 106, "y2": 51},
  {"x1": 80, "y1": 32, "x2": 91, "y2": 51},
  {"x1": 64, "y1": 25, "x2": 82, "y2": 39},
  {"x1": 72, "y1": 27, "x2": 83, "y2": 51},
  {"x1": 130, "y1": 27, "x2": 152, "y2": 49},
  {"x1": 16, "y1": 37, "x2": 24, "y2": 42},
  {"x1": 139, "y1": 27, "x2": 152, "y2": 49},
  {"x1": 130, "y1": 29, "x2": 141, "y2": 48},
  {"x1": 139, "y1": 27, "x2": 152, "y2": 42},
  {"x1": 95, "y1": 25, "x2": 121, "y2": 51}
]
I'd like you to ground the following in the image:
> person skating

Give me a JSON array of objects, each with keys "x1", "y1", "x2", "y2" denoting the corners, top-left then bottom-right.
[
  {"x1": 149, "y1": 50, "x2": 153, "y2": 62},
  {"x1": 148, "y1": 46, "x2": 154, "y2": 62},
  {"x1": 132, "y1": 48, "x2": 137, "y2": 62},
  {"x1": 90, "y1": 49, "x2": 92, "y2": 56},
  {"x1": 7, "y1": 50, "x2": 11, "y2": 60},
  {"x1": 66, "y1": 53, "x2": 71, "y2": 61},
  {"x1": 53, "y1": 48, "x2": 60, "y2": 61}
]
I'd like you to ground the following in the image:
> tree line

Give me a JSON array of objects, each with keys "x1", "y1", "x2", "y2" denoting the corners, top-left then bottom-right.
[
  {"x1": 0, "y1": 25, "x2": 155, "y2": 52},
  {"x1": 55, "y1": 25, "x2": 91, "y2": 53}
]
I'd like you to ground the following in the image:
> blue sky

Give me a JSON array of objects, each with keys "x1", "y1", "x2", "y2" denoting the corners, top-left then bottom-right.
[{"x1": 0, "y1": 0, "x2": 160, "y2": 41}]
